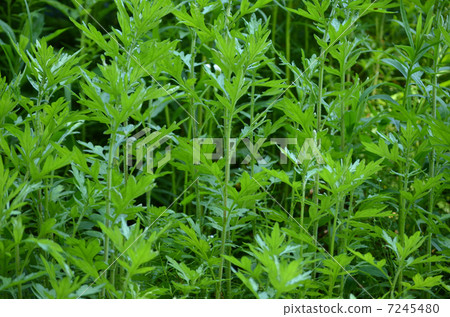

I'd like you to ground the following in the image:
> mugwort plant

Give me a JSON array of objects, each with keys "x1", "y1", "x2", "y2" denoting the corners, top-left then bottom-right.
[{"x1": 0, "y1": 0, "x2": 448, "y2": 299}]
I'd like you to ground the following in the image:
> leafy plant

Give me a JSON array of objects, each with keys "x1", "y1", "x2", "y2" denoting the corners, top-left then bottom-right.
[{"x1": 0, "y1": 0, "x2": 448, "y2": 299}]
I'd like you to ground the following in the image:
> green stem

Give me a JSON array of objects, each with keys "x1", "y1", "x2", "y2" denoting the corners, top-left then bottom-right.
[
  {"x1": 35, "y1": 90, "x2": 44, "y2": 232},
  {"x1": 183, "y1": 29, "x2": 198, "y2": 216},
  {"x1": 342, "y1": 191, "x2": 354, "y2": 251},
  {"x1": 223, "y1": 111, "x2": 232, "y2": 299},
  {"x1": 399, "y1": 171, "x2": 407, "y2": 245},
  {"x1": 312, "y1": 50, "x2": 326, "y2": 279},
  {"x1": 288, "y1": 179, "x2": 296, "y2": 220},
  {"x1": 122, "y1": 272, "x2": 130, "y2": 299},
  {"x1": 102, "y1": 129, "x2": 116, "y2": 297},
  {"x1": 226, "y1": 230, "x2": 232, "y2": 298},
  {"x1": 80, "y1": 11, "x2": 89, "y2": 142},
  {"x1": 271, "y1": 4, "x2": 278, "y2": 79},
  {"x1": 427, "y1": 10, "x2": 440, "y2": 274},
  {"x1": 391, "y1": 262, "x2": 405, "y2": 298},
  {"x1": 15, "y1": 243, "x2": 22, "y2": 299},
  {"x1": 285, "y1": 0, "x2": 292, "y2": 85},
  {"x1": 72, "y1": 202, "x2": 88, "y2": 238},
  {"x1": 217, "y1": 108, "x2": 232, "y2": 298},
  {"x1": 330, "y1": 199, "x2": 339, "y2": 257},
  {"x1": 23, "y1": 0, "x2": 33, "y2": 43},
  {"x1": 402, "y1": 70, "x2": 412, "y2": 111},
  {"x1": 189, "y1": 29, "x2": 202, "y2": 223},
  {"x1": 250, "y1": 74, "x2": 257, "y2": 236},
  {"x1": 299, "y1": 169, "x2": 307, "y2": 260},
  {"x1": 289, "y1": 124, "x2": 299, "y2": 220},
  {"x1": 217, "y1": 1, "x2": 234, "y2": 299},
  {"x1": 340, "y1": 190, "x2": 354, "y2": 298},
  {"x1": 398, "y1": 143, "x2": 411, "y2": 295},
  {"x1": 398, "y1": 58, "x2": 414, "y2": 252},
  {"x1": 372, "y1": 14, "x2": 385, "y2": 96},
  {"x1": 340, "y1": 66, "x2": 346, "y2": 151},
  {"x1": 328, "y1": 275, "x2": 336, "y2": 298}
]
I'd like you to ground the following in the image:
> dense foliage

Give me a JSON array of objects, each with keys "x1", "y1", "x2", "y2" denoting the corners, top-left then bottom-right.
[{"x1": 0, "y1": 0, "x2": 449, "y2": 299}]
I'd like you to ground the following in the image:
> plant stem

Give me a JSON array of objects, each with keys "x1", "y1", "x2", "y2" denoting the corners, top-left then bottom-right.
[
  {"x1": 250, "y1": 73, "x2": 257, "y2": 236},
  {"x1": 80, "y1": 11, "x2": 89, "y2": 142},
  {"x1": 23, "y1": 0, "x2": 33, "y2": 44},
  {"x1": 217, "y1": 107, "x2": 232, "y2": 298},
  {"x1": 299, "y1": 167, "x2": 307, "y2": 259},
  {"x1": 285, "y1": 0, "x2": 292, "y2": 85},
  {"x1": 391, "y1": 262, "x2": 405, "y2": 298},
  {"x1": 398, "y1": 141, "x2": 411, "y2": 295},
  {"x1": 427, "y1": 8, "x2": 440, "y2": 275},
  {"x1": 372, "y1": 14, "x2": 385, "y2": 96},
  {"x1": 340, "y1": 189, "x2": 354, "y2": 298},
  {"x1": 289, "y1": 147, "x2": 298, "y2": 220},
  {"x1": 102, "y1": 128, "x2": 116, "y2": 297},
  {"x1": 35, "y1": 90, "x2": 44, "y2": 233},
  {"x1": 342, "y1": 190, "x2": 354, "y2": 252},
  {"x1": 271, "y1": 4, "x2": 278, "y2": 79},
  {"x1": 217, "y1": 1, "x2": 234, "y2": 299},
  {"x1": 330, "y1": 202, "x2": 339, "y2": 257},
  {"x1": 189, "y1": 29, "x2": 202, "y2": 223},
  {"x1": 312, "y1": 49, "x2": 326, "y2": 279},
  {"x1": 15, "y1": 243, "x2": 22, "y2": 299},
  {"x1": 72, "y1": 202, "x2": 88, "y2": 238},
  {"x1": 340, "y1": 64, "x2": 346, "y2": 151}
]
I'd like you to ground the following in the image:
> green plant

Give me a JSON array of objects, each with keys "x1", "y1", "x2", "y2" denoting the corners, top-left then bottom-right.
[{"x1": 0, "y1": 0, "x2": 448, "y2": 300}]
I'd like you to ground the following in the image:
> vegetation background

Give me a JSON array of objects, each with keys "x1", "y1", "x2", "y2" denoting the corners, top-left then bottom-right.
[{"x1": 0, "y1": 0, "x2": 449, "y2": 299}]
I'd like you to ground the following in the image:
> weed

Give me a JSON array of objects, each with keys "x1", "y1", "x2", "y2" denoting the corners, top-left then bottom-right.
[{"x1": 0, "y1": 0, "x2": 448, "y2": 299}]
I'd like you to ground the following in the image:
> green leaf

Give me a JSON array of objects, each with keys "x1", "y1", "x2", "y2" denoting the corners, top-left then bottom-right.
[
  {"x1": 403, "y1": 274, "x2": 442, "y2": 290},
  {"x1": 0, "y1": 19, "x2": 16, "y2": 42},
  {"x1": 352, "y1": 208, "x2": 393, "y2": 219},
  {"x1": 382, "y1": 58, "x2": 408, "y2": 78}
]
